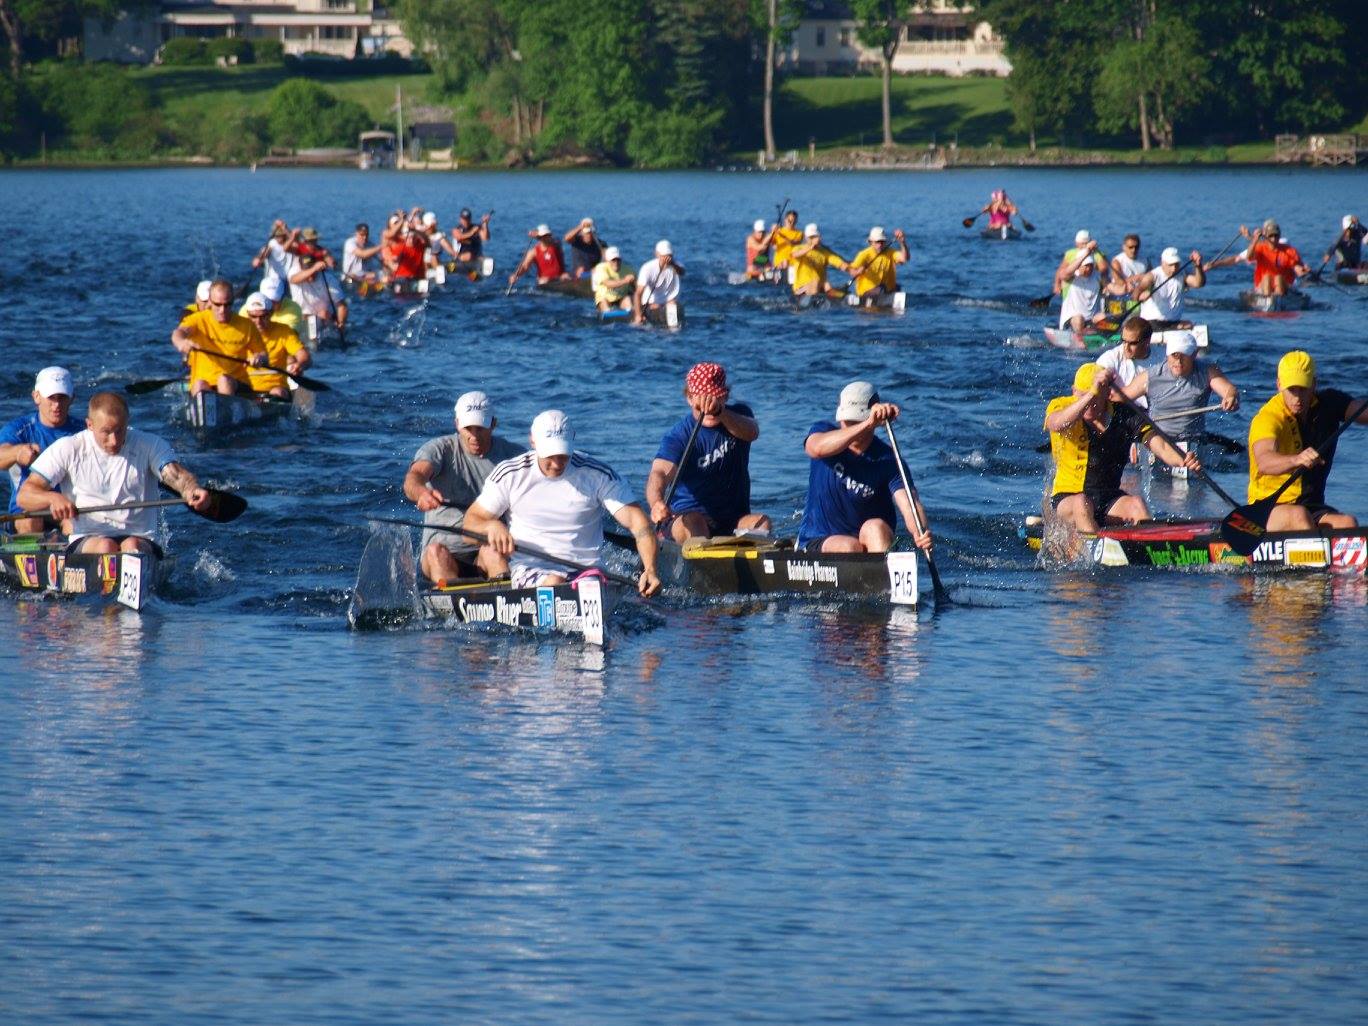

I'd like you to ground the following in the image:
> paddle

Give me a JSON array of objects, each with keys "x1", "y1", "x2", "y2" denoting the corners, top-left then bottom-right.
[
  {"x1": 1112, "y1": 391, "x2": 1245, "y2": 510},
  {"x1": 189, "y1": 348, "x2": 331, "y2": 392},
  {"x1": 664, "y1": 407, "x2": 704, "y2": 511},
  {"x1": 2, "y1": 489, "x2": 248, "y2": 526},
  {"x1": 883, "y1": 418, "x2": 950, "y2": 606},
  {"x1": 365, "y1": 516, "x2": 638, "y2": 588},
  {"x1": 320, "y1": 267, "x2": 348, "y2": 346},
  {"x1": 1219, "y1": 395, "x2": 1368, "y2": 556},
  {"x1": 962, "y1": 210, "x2": 983, "y2": 229},
  {"x1": 1019, "y1": 213, "x2": 1036, "y2": 232}
]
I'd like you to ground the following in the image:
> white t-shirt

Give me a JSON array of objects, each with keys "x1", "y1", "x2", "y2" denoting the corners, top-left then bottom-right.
[
  {"x1": 475, "y1": 450, "x2": 636, "y2": 572},
  {"x1": 261, "y1": 239, "x2": 293, "y2": 291},
  {"x1": 343, "y1": 237, "x2": 372, "y2": 278},
  {"x1": 1113, "y1": 254, "x2": 1149, "y2": 280},
  {"x1": 1139, "y1": 269, "x2": 1185, "y2": 321},
  {"x1": 637, "y1": 258, "x2": 681, "y2": 305},
  {"x1": 293, "y1": 266, "x2": 343, "y2": 317},
  {"x1": 1096, "y1": 342, "x2": 1158, "y2": 407},
  {"x1": 30, "y1": 427, "x2": 176, "y2": 540}
]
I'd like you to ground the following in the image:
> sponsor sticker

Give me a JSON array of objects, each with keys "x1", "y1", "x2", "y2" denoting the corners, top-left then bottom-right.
[
  {"x1": 536, "y1": 586, "x2": 556, "y2": 628},
  {"x1": 1331, "y1": 535, "x2": 1367, "y2": 570},
  {"x1": 62, "y1": 567, "x2": 87, "y2": 593},
  {"x1": 15, "y1": 554, "x2": 38, "y2": 587},
  {"x1": 885, "y1": 552, "x2": 919, "y2": 606},
  {"x1": 1283, "y1": 538, "x2": 1328, "y2": 568}
]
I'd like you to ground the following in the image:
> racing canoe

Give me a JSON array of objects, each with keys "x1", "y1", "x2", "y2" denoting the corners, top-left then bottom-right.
[
  {"x1": 981, "y1": 225, "x2": 1022, "y2": 241},
  {"x1": 1043, "y1": 324, "x2": 1209, "y2": 353},
  {"x1": 1336, "y1": 267, "x2": 1368, "y2": 286},
  {"x1": 186, "y1": 387, "x2": 295, "y2": 438},
  {"x1": 537, "y1": 277, "x2": 594, "y2": 300},
  {"x1": 1020, "y1": 517, "x2": 1367, "y2": 573},
  {"x1": 0, "y1": 534, "x2": 162, "y2": 610},
  {"x1": 1239, "y1": 289, "x2": 1310, "y2": 312},
  {"x1": 659, "y1": 535, "x2": 920, "y2": 607}
]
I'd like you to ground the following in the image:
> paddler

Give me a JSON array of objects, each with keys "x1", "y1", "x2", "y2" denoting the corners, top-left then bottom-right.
[
  {"x1": 171, "y1": 278, "x2": 267, "y2": 396},
  {"x1": 241, "y1": 291, "x2": 310, "y2": 399},
  {"x1": 1043, "y1": 363, "x2": 1199, "y2": 532},
  {"x1": 771, "y1": 209, "x2": 803, "y2": 271},
  {"x1": 342, "y1": 223, "x2": 385, "y2": 292},
  {"x1": 1132, "y1": 246, "x2": 1205, "y2": 329},
  {"x1": 183, "y1": 280, "x2": 212, "y2": 320},
  {"x1": 385, "y1": 222, "x2": 430, "y2": 284},
  {"x1": 983, "y1": 189, "x2": 1018, "y2": 231},
  {"x1": 421, "y1": 211, "x2": 458, "y2": 267},
  {"x1": 18, "y1": 391, "x2": 211, "y2": 556},
  {"x1": 251, "y1": 220, "x2": 298, "y2": 296},
  {"x1": 464, "y1": 410, "x2": 662, "y2": 596},
  {"x1": 1322, "y1": 214, "x2": 1366, "y2": 271},
  {"x1": 1110, "y1": 234, "x2": 1149, "y2": 291},
  {"x1": 789, "y1": 223, "x2": 848, "y2": 302},
  {"x1": 564, "y1": 218, "x2": 608, "y2": 279},
  {"x1": 846, "y1": 226, "x2": 909, "y2": 301},
  {"x1": 646, "y1": 362, "x2": 770, "y2": 542},
  {"x1": 451, "y1": 208, "x2": 491, "y2": 270},
  {"x1": 1122, "y1": 331, "x2": 1239, "y2": 447},
  {"x1": 745, "y1": 220, "x2": 775, "y2": 280},
  {"x1": 259, "y1": 276, "x2": 304, "y2": 334},
  {"x1": 1094, "y1": 316, "x2": 1154, "y2": 395},
  {"x1": 0, "y1": 367, "x2": 80, "y2": 535},
  {"x1": 797, "y1": 382, "x2": 934, "y2": 555},
  {"x1": 633, "y1": 240, "x2": 684, "y2": 325},
  {"x1": 508, "y1": 224, "x2": 570, "y2": 287},
  {"x1": 1246, "y1": 351, "x2": 1368, "y2": 531},
  {"x1": 1055, "y1": 230, "x2": 1113, "y2": 334},
  {"x1": 591, "y1": 246, "x2": 635, "y2": 313},
  {"x1": 403, "y1": 390, "x2": 524, "y2": 585},
  {"x1": 1207, "y1": 220, "x2": 1308, "y2": 296},
  {"x1": 289, "y1": 231, "x2": 348, "y2": 332}
]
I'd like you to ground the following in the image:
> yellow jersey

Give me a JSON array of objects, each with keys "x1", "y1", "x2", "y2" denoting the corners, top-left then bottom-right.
[
  {"x1": 791, "y1": 245, "x2": 845, "y2": 293},
  {"x1": 248, "y1": 321, "x2": 304, "y2": 392},
  {"x1": 849, "y1": 245, "x2": 900, "y2": 296},
  {"x1": 1045, "y1": 395, "x2": 1150, "y2": 496},
  {"x1": 591, "y1": 261, "x2": 631, "y2": 305},
  {"x1": 181, "y1": 309, "x2": 263, "y2": 387},
  {"x1": 772, "y1": 226, "x2": 803, "y2": 267},
  {"x1": 1247, "y1": 393, "x2": 1304, "y2": 503}
]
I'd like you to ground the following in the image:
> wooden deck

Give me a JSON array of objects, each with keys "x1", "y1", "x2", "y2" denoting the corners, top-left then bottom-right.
[{"x1": 1275, "y1": 133, "x2": 1367, "y2": 166}]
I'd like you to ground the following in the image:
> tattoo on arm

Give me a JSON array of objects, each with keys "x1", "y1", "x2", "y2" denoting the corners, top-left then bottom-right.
[{"x1": 161, "y1": 462, "x2": 199, "y2": 497}]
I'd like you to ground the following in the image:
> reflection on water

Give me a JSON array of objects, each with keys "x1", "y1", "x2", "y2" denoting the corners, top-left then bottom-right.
[
  {"x1": 1237, "y1": 575, "x2": 1334, "y2": 688},
  {"x1": 10, "y1": 599, "x2": 152, "y2": 682}
]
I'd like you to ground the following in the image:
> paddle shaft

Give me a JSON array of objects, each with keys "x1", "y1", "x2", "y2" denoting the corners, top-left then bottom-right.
[
  {"x1": 883, "y1": 419, "x2": 949, "y2": 604},
  {"x1": 1152, "y1": 403, "x2": 1225, "y2": 421},
  {"x1": 2, "y1": 488, "x2": 247, "y2": 525},
  {"x1": 320, "y1": 267, "x2": 347, "y2": 346},
  {"x1": 190, "y1": 348, "x2": 330, "y2": 392},
  {"x1": 367, "y1": 516, "x2": 638, "y2": 588},
  {"x1": 1, "y1": 497, "x2": 186, "y2": 524},
  {"x1": 663, "y1": 407, "x2": 706, "y2": 510},
  {"x1": 1113, "y1": 392, "x2": 1244, "y2": 509}
]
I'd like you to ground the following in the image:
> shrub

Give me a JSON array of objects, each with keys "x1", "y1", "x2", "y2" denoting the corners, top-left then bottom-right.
[
  {"x1": 626, "y1": 106, "x2": 722, "y2": 168},
  {"x1": 161, "y1": 37, "x2": 208, "y2": 66},
  {"x1": 265, "y1": 77, "x2": 369, "y2": 148},
  {"x1": 254, "y1": 39, "x2": 284, "y2": 64},
  {"x1": 206, "y1": 37, "x2": 254, "y2": 65},
  {"x1": 452, "y1": 119, "x2": 501, "y2": 164},
  {"x1": 37, "y1": 64, "x2": 164, "y2": 157}
]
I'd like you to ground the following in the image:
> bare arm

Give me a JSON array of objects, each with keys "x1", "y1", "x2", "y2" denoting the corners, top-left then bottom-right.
[
  {"x1": 402, "y1": 459, "x2": 444, "y2": 510},
  {"x1": 805, "y1": 404, "x2": 898, "y2": 458},
  {"x1": 611, "y1": 502, "x2": 661, "y2": 597},
  {"x1": 1121, "y1": 369, "x2": 1150, "y2": 403},
  {"x1": 18, "y1": 470, "x2": 71, "y2": 520},
  {"x1": 892, "y1": 486, "x2": 933, "y2": 552},
  {"x1": 718, "y1": 406, "x2": 759, "y2": 442},
  {"x1": 0, "y1": 441, "x2": 41, "y2": 471},
  {"x1": 1206, "y1": 366, "x2": 1239, "y2": 410},
  {"x1": 645, "y1": 457, "x2": 676, "y2": 522},
  {"x1": 1144, "y1": 431, "x2": 1200, "y2": 471},
  {"x1": 1185, "y1": 251, "x2": 1205, "y2": 287},
  {"x1": 1251, "y1": 437, "x2": 1319, "y2": 477}
]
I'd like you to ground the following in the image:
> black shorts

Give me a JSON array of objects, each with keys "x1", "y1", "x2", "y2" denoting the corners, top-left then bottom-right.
[
  {"x1": 1303, "y1": 501, "x2": 1340, "y2": 521},
  {"x1": 1051, "y1": 489, "x2": 1128, "y2": 516},
  {"x1": 65, "y1": 535, "x2": 164, "y2": 558},
  {"x1": 661, "y1": 510, "x2": 743, "y2": 538}
]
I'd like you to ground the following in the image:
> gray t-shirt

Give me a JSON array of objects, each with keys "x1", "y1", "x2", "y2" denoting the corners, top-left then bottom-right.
[{"x1": 415, "y1": 433, "x2": 524, "y2": 555}]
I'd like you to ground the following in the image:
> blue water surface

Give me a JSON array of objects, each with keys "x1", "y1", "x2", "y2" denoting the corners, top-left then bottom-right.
[{"x1": 0, "y1": 167, "x2": 1365, "y2": 1025}]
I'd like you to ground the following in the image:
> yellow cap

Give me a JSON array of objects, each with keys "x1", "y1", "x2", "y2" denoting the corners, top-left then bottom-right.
[
  {"x1": 1277, "y1": 350, "x2": 1315, "y2": 390},
  {"x1": 1073, "y1": 362, "x2": 1102, "y2": 393}
]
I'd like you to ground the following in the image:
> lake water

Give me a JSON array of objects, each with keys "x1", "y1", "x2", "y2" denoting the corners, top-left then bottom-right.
[{"x1": 1, "y1": 167, "x2": 1366, "y2": 1024}]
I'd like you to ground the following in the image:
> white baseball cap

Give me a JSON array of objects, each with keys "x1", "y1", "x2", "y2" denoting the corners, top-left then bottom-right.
[
  {"x1": 195, "y1": 280, "x2": 212, "y2": 302},
  {"x1": 603, "y1": 245, "x2": 620, "y2": 261},
  {"x1": 243, "y1": 291, "x2": 270, "y2": 314},
  {"x1": 836, "y1": 381, "x2": 878, "y2": 422},
  {"x1": 655, "y1": 239, "x2": 673, "y2": 256},
  {"x1": 454, "y1": 390, "x2": 493, "y2": 428},
  {"x1": 535, "y1": 223, "x2": 551, "y2": 237},
  {"x1": 868, "y1": 226, "x2": 887, "y2": 242},
  {"x1": 35, "y1": 366, "x2": 74, "y2": 398},
  {"x1": 422, "y1": 211, "x2": 438, "y2": 226},
  {"x1": 1344, "y1": 215, "x2": 1356, "y2": 229},
  {"x1": 753, "y1": 219, "x2": 766, "y2": 232},
  {"x1": 1161, "y1": 246, "x2": 1181, "y2": 265},
  {"x1": 583, "y1": 218, "x2": 595, "y2": 229},
  {"x1": 1165, "y1": 331, "x2": 1198, "y2": 356},
  {"x1": 530, "y1": 410, "x2": 574, "y2": 457},
  {"x1": 804, "y1": 223, "x2": 820, "y2": 238},
  {"x1": 1074, "y1": 229, "x2": 1091, "y2": 246}
]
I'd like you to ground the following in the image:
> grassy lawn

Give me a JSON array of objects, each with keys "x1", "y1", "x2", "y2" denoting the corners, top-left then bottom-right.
[
  {"x1": 774, "y1": 75, "x2": 1014, "y2": 151},
  {"x1": 132, "y1": 64, "x2": 436, "y2": 129}
]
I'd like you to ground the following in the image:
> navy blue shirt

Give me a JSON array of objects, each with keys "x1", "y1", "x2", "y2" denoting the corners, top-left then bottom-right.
[
  {"x1": 0, "y1": 411, "x2": 81, "y2": 514},
  {"x1": 798, "y1": 420, "x2": 907, "y2": 547},
  {"x1": 655, "y1": 402, "x2": 754, "y2": 525}
]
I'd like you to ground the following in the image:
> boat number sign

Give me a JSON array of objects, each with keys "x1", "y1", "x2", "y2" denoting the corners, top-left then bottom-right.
[{"x1": 885, "y1": 552, "x2": 919, "y2": 606}]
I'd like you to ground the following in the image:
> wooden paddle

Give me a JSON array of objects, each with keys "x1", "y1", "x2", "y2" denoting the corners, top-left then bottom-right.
[
  {"x1": 2, "y1": 489, "x2": 248, "y2": 526},
  {"x1": 365, "y1": 516, "x2": 638, "y2": 588},
  {"x1": 883, "y1": 418, "x2": 950, "y2": 606},
  {"x1": 1219, "y1": 395, "x2": 1368, "y2": 556}
]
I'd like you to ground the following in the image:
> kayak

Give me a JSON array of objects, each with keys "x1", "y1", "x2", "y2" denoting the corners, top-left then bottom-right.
[
  {"x1": 1239, "y1": 290, "x2": 1309, "y2": 312},
  {"x1": 1020, "y1": 516, "x2": 1368, "y2": 573},
  {"x1": 185, "y1": 387, "x2": 294, "y2": 438},
  {"x1": 536, "y1": 277, "x2": 594, "y2": 300},
  {"x1": 981, "y1": 225, "x2": 1021, "y2": 241},
  {"x1": 659, "y1": 535, "x2": 920, "y2": 607},
  {"x1": 846, "y1": 289, "x2": 907, "y2": 313},
  {"x1": 1336, "y1": 267, "x2": 1368, "y2": 285},
  {"x1": 0, "y1": 534, "x2": 162, "y2": 610},
  {"x1": 727, "y1": 268, "x2": 784, "y2": 286},
  {"x1": 1043, "y1": 324, "x2": 1210, "y2": 353}
]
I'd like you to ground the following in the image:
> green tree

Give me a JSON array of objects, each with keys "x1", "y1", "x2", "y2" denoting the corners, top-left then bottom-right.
[
  {"x1": 0, "y1": 0, "x2": 149, "y2": 79},
  {"x1": 265, "y1": 79, "x2": 369, "y2": 149},
  {"x1": 1096, "y1": 5, "x2": 1208, "y2": 150},
  {"x1": 750, "y1": 0, "x2": 803, "y2": 159},
  {"x1": 849, "y1": 0, "x2": 913, "y2": 149}
]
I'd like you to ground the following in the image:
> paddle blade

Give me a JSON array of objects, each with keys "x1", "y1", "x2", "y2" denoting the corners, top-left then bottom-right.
[
  {"x1": 961, "y1": 217, "x2": 974, "y2": 228},
  {"x1": 291, "y1": 372, "x2": 331, "y2": 392},
  {"x1": 125, "y1": 377, "x2": 182, "y2": 396},
  {"x1": 198, "y1": 489, "x2": 248, "y2": 524},
  {"x1": 1219, "y1": 499, "x2": 1275, "y2": 557},
  {"x1": 1022, "y1": 220, "x2": 1036, "y2": 232},
  {"x1": 1027, "y1": 294, "x2": 1054, "y2": 309},
  {"x1": 348, "y1": 523, "x2": 418, "y2": 629}
]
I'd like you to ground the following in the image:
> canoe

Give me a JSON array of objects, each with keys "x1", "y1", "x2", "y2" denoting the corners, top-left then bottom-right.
[
  {"x1": 1043, "y1": 324, "x2": 1210, "y2": 353},
  {"x1": 536, "y1": 277, "x2": 594, "y2": 300},
  {"x1": 448, "y1": 256, "x2": 495, "y2": 281},
  {"x1": 727, "y1": 268, "x2": 784, "y2": 286},
  {"x1": 1238, "y1": 289, "x2": 1309, "y2": 312},
  {"x1": 1336, "y1": 267, "x2": 1368, "y2": 285},
  {"x1": 390, "y1": 276, "x2": 430, "y2": 298},
  {"x1": 185, "y1": 388, "x2": 293, "y2": 438},
  {"x1": 981, "y1": 225, "x2": 1021, "y2": 241},
  {"x1": 659, "y1": 535, "x2": 920, "y2": 607},
  {"x1": 846, "y1": 289, "x2": 907, "y2": 312},
  {"x1": 0, "y1": 534, "x2": 162, "y2": 610},
  {"x1": 643, "y1": 301, "x2": 684, "y2": 328},
  {"x1": 347, "y1": 524, "x2": 616, "y2": 645},
  {"x1": 1019, "y1": 517, "x2": 1368, "y2": 573}
]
